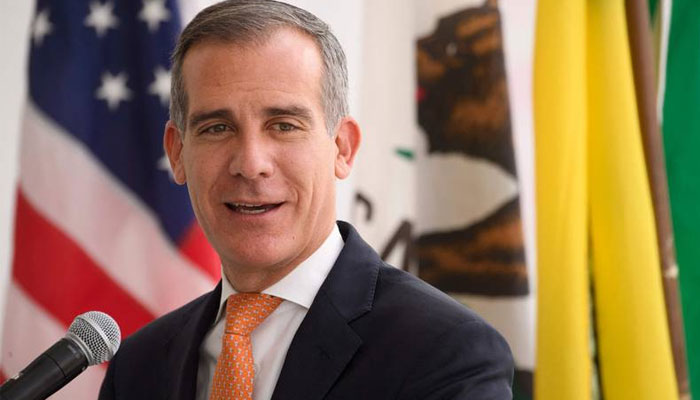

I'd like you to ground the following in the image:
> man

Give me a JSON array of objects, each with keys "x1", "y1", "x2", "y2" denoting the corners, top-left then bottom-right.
[{"x1": 99, "y1": 1, "x2": 513, "y2": 399}]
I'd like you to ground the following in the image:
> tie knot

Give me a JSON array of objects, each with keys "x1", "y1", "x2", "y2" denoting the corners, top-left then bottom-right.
[{"x1": 224, "y1": 293, "x2": 282, "y2": 336}]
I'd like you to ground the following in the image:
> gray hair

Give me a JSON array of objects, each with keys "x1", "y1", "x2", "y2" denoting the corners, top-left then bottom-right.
[{"x1": 169, "y1": 0, "x2": 349, "y2": 135}]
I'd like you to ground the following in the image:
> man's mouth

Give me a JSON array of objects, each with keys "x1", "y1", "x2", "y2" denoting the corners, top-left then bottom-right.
[{"x1": 225, "y1": 202, "x2": 283, "y2": 215}]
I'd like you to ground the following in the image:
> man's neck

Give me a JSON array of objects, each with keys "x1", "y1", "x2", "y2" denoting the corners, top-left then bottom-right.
[{"x1": 224, "y1": 268, "x2": 291, "y2": 293}]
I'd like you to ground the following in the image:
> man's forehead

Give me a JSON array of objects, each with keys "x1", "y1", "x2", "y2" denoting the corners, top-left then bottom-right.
[
  {"x1": 180, "y1": 29, "x2": 326, "y2": 127},
  {"x1": 181, "y1": 29, "x2": 324, "y2": 91}
]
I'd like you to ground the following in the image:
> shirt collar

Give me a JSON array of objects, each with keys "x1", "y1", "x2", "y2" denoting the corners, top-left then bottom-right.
[{"x1": 214, "y1": 224, "x2": 344, "y2": 323}]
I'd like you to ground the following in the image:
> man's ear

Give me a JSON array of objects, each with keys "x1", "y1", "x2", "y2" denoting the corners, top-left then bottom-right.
[
  {"x1": 163, "y1": 120, "x2": 187, "y2": 185},
  {"x1": 334, "y1": 117, "x2": 361, "y2": 179}
]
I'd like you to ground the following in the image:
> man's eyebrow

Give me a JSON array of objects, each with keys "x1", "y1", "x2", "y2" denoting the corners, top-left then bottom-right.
[
  {"x1": 188, "y1": 109, "x2": 235, "y2": 130},
  {"x1": 263, "y1": 106, "x2": 314, "y2": 123}
]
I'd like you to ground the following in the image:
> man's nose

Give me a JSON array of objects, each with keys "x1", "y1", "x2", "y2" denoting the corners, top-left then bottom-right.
[{"x1": 228, "y1": 134, "x2": 274, "y2": 179}]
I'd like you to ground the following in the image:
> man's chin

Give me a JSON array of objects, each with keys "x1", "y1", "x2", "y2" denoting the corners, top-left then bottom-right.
[{"x1": 220, "y1": 245, "x2": 294, "y2": 274}]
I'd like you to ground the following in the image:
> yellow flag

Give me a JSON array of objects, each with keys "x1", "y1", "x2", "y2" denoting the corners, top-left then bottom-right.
[
  {"x1": 587, "y1": 1, "x2": 677, "y2": 399},
  {"x1": 535, "y1": 0, "x2": 679, "y2": 398},
  {"x1": 533, "y1": 1, "x2": 591, "y2": 399}
]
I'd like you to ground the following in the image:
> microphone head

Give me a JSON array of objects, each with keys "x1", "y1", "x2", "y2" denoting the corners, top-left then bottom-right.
[{"x1": 65, "y1": 311, "x2": 121, "y2": 365}]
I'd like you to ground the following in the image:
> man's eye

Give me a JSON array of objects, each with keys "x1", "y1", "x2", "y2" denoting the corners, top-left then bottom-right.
[
  {"x1": 201, "y1": 124, "x2": 229, "y2": 134},
  {"x1": 272, "y1": 122, "x2": 298, "y2": 132}
]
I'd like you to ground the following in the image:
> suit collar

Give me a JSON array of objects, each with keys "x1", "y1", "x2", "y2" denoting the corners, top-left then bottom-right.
[
  {"x1": 319, "y1": 221, "x2": 380, "y2": 321},
  {"x1": 157, "y1": 221, "x2": 381, "y2": 400},
  {"x1": 272, "y1": 221, "x2": 381, "y2": 400}
]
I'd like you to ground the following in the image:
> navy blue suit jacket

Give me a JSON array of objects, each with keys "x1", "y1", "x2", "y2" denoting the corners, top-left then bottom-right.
[{"x1": 99, "y1": 222, "x2": 513, "y2": 399}]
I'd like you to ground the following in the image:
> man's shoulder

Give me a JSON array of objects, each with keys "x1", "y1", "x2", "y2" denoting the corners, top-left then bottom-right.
[
  {"x1": 379, "y1": 266, "x2": 514, "y2": 399},
  {"x1": 332, "y1": 252, "x2": 514, "y2": 398},
  {"x1": 373, "y1": 263, "x2": 513, "y2": 369},
  {"x1": 373, "y1": 262, "x2": 487, "y2": 329},
  {"x1": 336, "y1": 221, "x2": 503, "y2": 338}
]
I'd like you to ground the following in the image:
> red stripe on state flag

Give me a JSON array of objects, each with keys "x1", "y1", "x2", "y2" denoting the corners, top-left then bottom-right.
[
  {"x1": 12, "y1": 189, "x2": 155, "y2": 338},
  {"x1": 179, "y1": 221, "x2": 220, "y2": 281}
]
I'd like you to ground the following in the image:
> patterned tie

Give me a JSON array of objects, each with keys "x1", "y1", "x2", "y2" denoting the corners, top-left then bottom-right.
[{"x1": 209, "y1": 293, "x2": 283, "y2": 400}]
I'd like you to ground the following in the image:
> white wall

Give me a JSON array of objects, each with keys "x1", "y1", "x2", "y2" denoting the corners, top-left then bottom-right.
[{"x1": 0, "y1": 2, "x2": 33, "y2": 335}]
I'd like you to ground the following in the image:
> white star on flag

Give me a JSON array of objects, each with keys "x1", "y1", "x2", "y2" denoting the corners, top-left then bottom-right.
[
  {"x1": 85, "y1": 1, "x2": 119, "y2": 37},
  {"x1": 149, "y1": 66, "x2": 171, "y2": 107},
  {"x1": 157, "y1": 154, "x2": 175, "y2": 181},
  {"x1": 96, "y1": 71, "x2": 132, "y2": 111},
  {"x1": 139, "y1": 0, "x2": 171, "y2": 32},
  {"x1": 32, "y1": 8, "x2": 53, "y2": 46}
]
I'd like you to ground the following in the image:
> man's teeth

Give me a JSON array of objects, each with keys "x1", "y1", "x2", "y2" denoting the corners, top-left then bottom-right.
[
  {"x1": 238, "y1": 208, "x2": 266, "y2": 214},
  {"x1": 230, "y1": 203, "x2": 275, "y2": 214}
]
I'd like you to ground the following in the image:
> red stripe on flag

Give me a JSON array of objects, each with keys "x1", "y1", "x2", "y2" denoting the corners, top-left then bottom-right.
[
  {"x1": 12, "y1": 190, "x2": 155, "y2": 338},
  {"x1": 179, "y1": 222, "x2": 220, "y2": 281}
]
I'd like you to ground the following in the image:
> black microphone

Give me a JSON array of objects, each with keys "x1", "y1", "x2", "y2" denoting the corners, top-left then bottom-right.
[{"x1": 0, "y1": 311, "x2": 121, "y2": 400}]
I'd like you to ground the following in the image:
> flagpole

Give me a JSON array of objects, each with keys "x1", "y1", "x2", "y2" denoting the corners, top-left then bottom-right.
[{"x1": 624, "y1": 0, "x2": 690, "y2": 397}]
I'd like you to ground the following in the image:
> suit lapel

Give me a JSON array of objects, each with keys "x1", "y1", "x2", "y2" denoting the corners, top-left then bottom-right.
[
  {"x1": 272, "y1": 222, "x2": 380, "y2": 400},
  {"x1": 162, "y1": 282, "x2": 221, "y2": 400}
]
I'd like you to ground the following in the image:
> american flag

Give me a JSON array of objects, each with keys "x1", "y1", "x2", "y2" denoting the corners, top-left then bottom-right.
[{"x1": 1, "y1": 0, "x2": 219, "y2": 397}]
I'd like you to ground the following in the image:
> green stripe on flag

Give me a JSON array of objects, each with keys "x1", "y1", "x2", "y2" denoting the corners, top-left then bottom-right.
[{"x1": 663, "y1": 0, "x2": 700, "y2": 397}]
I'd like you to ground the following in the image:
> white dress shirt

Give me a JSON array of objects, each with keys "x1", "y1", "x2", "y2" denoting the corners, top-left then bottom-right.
[{"x1": 195, "y1": 225, "x2": 344, "y2": 400}]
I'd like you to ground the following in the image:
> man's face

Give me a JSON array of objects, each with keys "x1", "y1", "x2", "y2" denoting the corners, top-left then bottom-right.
[{"x1": 165, "y1": 28, "x2": 358, "y2": 289}]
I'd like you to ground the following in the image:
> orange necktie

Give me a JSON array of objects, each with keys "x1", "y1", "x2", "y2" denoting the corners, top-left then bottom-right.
[{"x1": 209, "y1": 293, "x2": 283, "y2": 400}]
